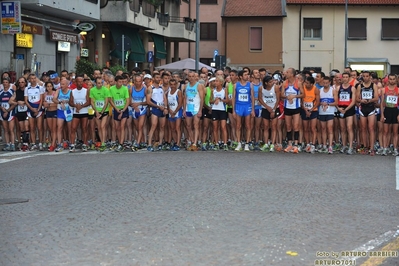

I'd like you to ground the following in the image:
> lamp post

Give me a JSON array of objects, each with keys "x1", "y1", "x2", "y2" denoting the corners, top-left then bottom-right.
[{"x1": 195, "y1": 0, "x2": 199, "y2": 72}]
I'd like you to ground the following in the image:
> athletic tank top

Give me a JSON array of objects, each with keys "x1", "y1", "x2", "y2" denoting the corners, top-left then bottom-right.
[
  {"x1": 262, "y1": 85, "x2": 277, "y2": 109},
  {"x1": 338, "y1": 85, "x2": 352, "y2": 107},
  {"x1": 235, "y1": 81, "x2": 251, "y2": 105},
  {"x1": 283, "y1": 80, "x2": 301, "y2": 109},
  {"x1": 167, "y1": 89, "x2": 180, "y2": 112},
  {"x1": 253, "y1": 82, "x2": 261, "y2": 110},
  {"x1": 384, "y1": 86, "x2": 399, "y2": 108},
  {"x1": 185, "y1": 82, "x2": 200, "y2": 112},
  {"x1": 58, "y1": 89, "x2": 71, "y2": 110},
  {"x1": 226, "y1": 82, "x2": 234, "y2": 108},
  {"x1": 25, "y1": 85, "x2": 43, "y2": 109},
  {"x1": 72, "y1": 88, "x2": 88, "y2": 114},
  {"x1": 15, "y1": 88, "x2": 27, "y2": 113},
  {"x1": 319, "y1": 86, "x2": 335, "y2": 115},
  {"x1": 303, "y1": 85, "x2": 317, "y2": 111},
  {"x1": 132, "y1": 86, "x2": 146, "y2": 110},
  {"x1": 204, "y1": 87, "x2": 211, "y2": 107},
  {"x1": 151, "y1": 85, "x2": 165, "y2": 107},
  {"x1": 0, "y1": 89, "x2": 14, "y2": 112},
  {"x1": 212, "y1": 88, "x2": 226, "y2": 111},
  {"x1": 359, "y1": 83, "x2": 374, "y2": 108},
  {"x1": 44, "y1": 92, "x2": 55, "y2": 105}
]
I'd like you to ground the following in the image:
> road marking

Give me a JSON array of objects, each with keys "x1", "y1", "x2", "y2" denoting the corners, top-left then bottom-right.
[
  {"x1": 396, "y1": 157, "x2": 399, "y2": 190},
  {"x1": 360, "y1": 236, "x2": 399, "y2": 266},
  {"x1": 348, "y1": 229, "x2": 399, "y2": 262}
]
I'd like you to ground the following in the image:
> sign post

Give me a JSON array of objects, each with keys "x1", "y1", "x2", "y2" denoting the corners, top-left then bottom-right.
[{"x1": 1, "y1": 1, "x2": 21, "y2": 34}]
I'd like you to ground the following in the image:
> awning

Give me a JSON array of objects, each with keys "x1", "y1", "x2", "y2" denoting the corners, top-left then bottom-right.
[
  {"x1": 151, "y1": 33, "x2": 167, "y2": 60},
  {"x1": 347, "y1": 58, "x2": 389, "y2": 63},
  {"x1": 108, "y1": 24, "x2": 145, "y2": 62}
]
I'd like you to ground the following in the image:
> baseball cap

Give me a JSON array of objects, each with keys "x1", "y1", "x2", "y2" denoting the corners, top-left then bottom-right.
[{"x1": 143, "y1": 74, "x2": 152, "y2": 79}]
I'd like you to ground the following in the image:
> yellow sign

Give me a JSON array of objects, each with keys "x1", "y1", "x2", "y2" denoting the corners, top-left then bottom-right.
[{"x1": 16, "y1": 33, "x2": 33, "y2": 48}]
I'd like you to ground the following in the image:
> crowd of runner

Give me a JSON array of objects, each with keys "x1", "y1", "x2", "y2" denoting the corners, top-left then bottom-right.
[{"x1": 0, "y1": 65, "x2": 398, "y2": 156}]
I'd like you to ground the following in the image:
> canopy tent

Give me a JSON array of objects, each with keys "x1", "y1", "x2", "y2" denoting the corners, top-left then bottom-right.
[{"x1": 155, "y1": 58, "x2": 216, "y2": 72}]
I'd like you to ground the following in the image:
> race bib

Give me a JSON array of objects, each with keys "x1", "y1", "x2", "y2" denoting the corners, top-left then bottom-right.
[
  {"x1": 238, "y1": 94, "x2": 249, "y2": 102},
  {"x1": 157, "y1": 102, "x2": 164, "y2": 107},
  {"x1": 228, "y1": 94, "x2": 232, "y2": 99},
  {"x1": 361, "y1": 91, "x2": 372, "y2": 100},
  {"x1": 339, "y1": 93, "x2": 350, "y2": 102},
  {"x1": 96, "y1": 100, "x2": 105, "y2": 108},
  {"x1": 169, "y1": 102, "x2": 176, "y2": 107},
  {"x1": 29, "y1": 94, "x2": 40, "y2": 103},
  {"x1": 45, "y1": 96, "x2": 53, "y2": 103},
  {"x1": 1, "y1": 102, "x2": 9, "y2": 109},
  {"x1": 18, "y1": 105, "x2": 27, "y2": 112},
  {"x1": 114, "y1": 99, "x2": 124, "y2": 107},
  {"x1": 304, "y1": 102, "x2": 313, "y2": 110},
  {"x1": 76, "y1": 101, "x2": 85, "y2": 105},
  {"x1": 386, "y1": 95, "x2": 398, "y2": 104},
  {"x1": 254, "y1": 99, "x2": 259, "y2": 106},
  {"x1": 264, "y1": 96, "x2": 275, "y2": 104},
  {"x1": 188, "y1": 98, "x2": 194, "y2": 103}
]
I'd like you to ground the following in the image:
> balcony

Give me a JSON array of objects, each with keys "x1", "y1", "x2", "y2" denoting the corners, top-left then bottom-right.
[
  {"x1": 19, "y1": 0, "x2": 100, "y2": 21},
  {"x1": 100, "y1": 0, "x2": 195, "y2": 42}
]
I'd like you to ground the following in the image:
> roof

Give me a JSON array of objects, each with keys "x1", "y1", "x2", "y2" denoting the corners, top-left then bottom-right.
[
  {"x1": 223, "y1": 0, "x2": 284, "y2": 17},
  {"x1": 286, "y1": 0, "x2": 399, "y2": 5}
]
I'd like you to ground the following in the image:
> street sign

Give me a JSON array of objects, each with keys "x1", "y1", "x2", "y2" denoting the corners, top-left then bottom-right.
[
  {"x1": 1, "y1": 1, "x2": 21, "y2": 34},
  {"x1": 213, "y1": 49, "x2": 219, "y2": 61},
  {"x1": 147, "y1": 51, "x2": 154, "y2": 63}
]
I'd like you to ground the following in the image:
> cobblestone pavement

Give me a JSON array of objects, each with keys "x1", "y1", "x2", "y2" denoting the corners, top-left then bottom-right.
[{"x1": 0, "y1": 150, "x2": 398, "y2": 266}]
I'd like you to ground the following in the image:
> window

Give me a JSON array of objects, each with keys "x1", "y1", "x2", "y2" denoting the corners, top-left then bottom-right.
[
  {"x1": 303, "y1": 18, "x2": 322, "y2": 39},
  {"x1": 249, "y1": 27, "x2": 262, "y2": 51},
  {"x1": 85, "y1": 0, "x2": 98, "y2": 3},
  {"x1": 200, "y1": 0, "x2": 217, "y2": 3},
  {"x1": 382, "y1": 19, "x2": 399, "y2": 40},
  {"x1": 200, "y1": 58, "x2": 213, "y2": 66},
  {"x1": 391, "y1": 65, "x2": 399, "y2": 75},
  {"x1": 200, "y1": 23, "x2": 217, "y2": 40},
  {"x1": 348, "y1": 18, "x2": 367, "y2": 40}
]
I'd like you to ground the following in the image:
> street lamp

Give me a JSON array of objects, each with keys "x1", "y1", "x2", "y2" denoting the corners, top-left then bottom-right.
[{"x1": 344, "y1": 0, "x2": 348, "y2": 68}]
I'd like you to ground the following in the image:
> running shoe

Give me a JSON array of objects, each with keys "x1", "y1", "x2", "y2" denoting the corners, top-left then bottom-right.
[
  {"x1": 147, "y1": 145, "x2": 154, "y2": 152},
  {"x1": 269, "y1": 144, "x2": 275, "y2": 152},
  {"x1": 30, "y1": 144, "x2": 37, "y2": 151},
  {"x1": 328, "y1": 146, "x2": 333, "y2": 154},
  {"x1": 69, "y1": 144, "x2": 75, "y2": 153},
  {"x1": 310, "y1": 145, "x2": 316, "y2": 154},
  {"x1": 235, "y1": 142, "x2": 242, "y2": 151},
  {"x1": 244, "y1": 143, "x2": 250, "y2": 151},
  {"x1": 116, "y1": 144, "x2": 124, "y2": 152},
  {"x1": 254, "y1": 142, "x2": 260, "y2": 151},
  {"x1": 158, "y1": 144, "x2": 163, "y2": 151},
  {"x1": 82, "y1": 144, "x2": 88, "y2": 152},
  {"x1": 10, "y1": 144, "x2": 15, "y2": 151},
  {"x1": 393, "y1": 149, "x2": 399, "y2": 156},
  {"x1": 38, "y1": 142, "x2": 43, "y2": 151},
  {"x1": 201, "y1": 143, "x2": 208, "y2": 151},
  {"x1": 223, "y1": 144, "x2": 228, "y2": 151},
  {"x1": 212, "y1": 143, "x2": 219, "y2": 151},
  {"x1": 292, "y1": 146, "x2": 299, "y2": 154},
  {"x1": 48, "y1": 145, "x2": 55, "y2": 152},
  {"x1": 99, "y1": 143, "x2": 106, "y2": 152},
  {"x1": 305, "y1": 144, "x2": 311, "y2": 153},
  {"x1": 55, "y1": 145, "x2": 63, "y2": 152},
  {"x1": 191, "y1": 144, "x2": 198, "y2": 151},
  {"x1": 261, "y1": 144, "x2": 269, "y2": 152},
  {"x1": 347, "y1": 148, "x2": 353, "y2": 155},
  {"x1": 369, "y1": 149, "x2": 375, "y2": 156},
  {"x1": 284, "y1": 145, "x2": 293, "y2": 153},
  {"x1": 63, "y1": 141, "x2": 69, "y2": 149},
  {"x1": 340, "y1": 146, "x2": 347, "y2": 154},
  {"x1": 275, "y1": 144, "x2": 282, "y2": 152}
]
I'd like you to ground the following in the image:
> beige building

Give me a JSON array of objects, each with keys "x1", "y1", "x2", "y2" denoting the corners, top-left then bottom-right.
[{"x1": 284, "y1": 0, "x2": 399, "y2": 76}]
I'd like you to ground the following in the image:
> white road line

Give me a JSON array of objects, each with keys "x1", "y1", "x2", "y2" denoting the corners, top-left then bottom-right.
[
  {"x1": 347, "y1": 228, "x2": 399, "y2": 261},
  {"x1": 396, "y1": 157, "x2": 399, "y2": 190},
  {"x1": 0, "y1": 151, "x2": 62, "y2": 164}
]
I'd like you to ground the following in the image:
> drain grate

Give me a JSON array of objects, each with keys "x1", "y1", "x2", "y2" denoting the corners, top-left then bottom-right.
[{"x1": 0, "y1": 198, "x2": 29, "y2": 205}]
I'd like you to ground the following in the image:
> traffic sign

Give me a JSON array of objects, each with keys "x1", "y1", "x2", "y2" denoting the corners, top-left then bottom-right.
[
  {"x1": 213, "y1": 49, "x2": 219, "y2": 61},
  {"x1": 1, "y1": 1, "x2": 21, "y2": 34}
]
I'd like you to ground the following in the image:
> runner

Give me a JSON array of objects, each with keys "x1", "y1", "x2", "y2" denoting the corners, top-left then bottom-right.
[
  {"x1": 90, "y1": 77, "x2": 110, "y2": 151},
  {"x1": 258, "y1": 75, "x2": 280, "y2": 152},
  {"x1": 251, "y1": 69, "x2": 263, "y2": 150},
  {"x1": 130, "y1": 74, "x2": 148, "y2": 149},
  {"x1": 232, "y1": 70, "x2": 255, "y2": 151},
  {"x1": 166, "y1": 78, "x2": 183, "y2": 151},
  {"x1": 281, "y1": 68, "x2": 304, "y2": 153},
  {"x1": 24, "y1": 73, "x2": 45, "y2": 151},
  {"x1": 109, "y1": 75, "x2": 130, "y2": 152},
  {"x1": 356, "y1": 71, "x2": 379, "y2": 155},
  {"x1": 42, "y1": 82, "x2": 58, "y2": 151},
  {"x1": 0, "y1": 78, "x2": 16, "y2": 151},
  {"x1": 380, "y1": 73, "x2": 399, "y2": 156},
  {"x1": 9, "y1": 77, "x2": 29, "y2": 150},
  {"x1": 53, "y1": 79, "x2": 72, "y2": 152},
  {"x1": 318, "y1": 76, "x2": 337, "y2": 154},
  {"x1": 209, "y1": 76, "x2": 228, "y2": 151},
  {"x1": 337, "y1": 72, "x2": 357, "y2": 155},
  {"x1": 301, "y1": 76, "x2": 320, "y2": 153}
]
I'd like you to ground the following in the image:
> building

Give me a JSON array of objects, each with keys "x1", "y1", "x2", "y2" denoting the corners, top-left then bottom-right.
[
  {"x1": 221, "y1": 0, "x2": 286, "y2": 72},
  {"x1": 284, "y1": 0, "x2": 399, "y2": 76}
]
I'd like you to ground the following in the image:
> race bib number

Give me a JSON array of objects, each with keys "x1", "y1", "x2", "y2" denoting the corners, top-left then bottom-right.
[
  {"x1": 188, "y1": 98, "x2": 194, "y2": 103},
  {"x1": 114, "y1": 99, "x2": 124, "y2": 107},
  {"x1": 45, "y1": 96, "x2": 53, "y2": 103},
  {"x1": 1, "y1": 102, "x2": 9, "y2": 109},
  {"x1": 169, "y1": 102, "x2": 176, "y2": 107},
  {"x1": 95, "y1": 100, "x2": 105, "y2": 108},
  {"x1": 29, "y1": 94, "x2": 40, "y2": 103},
  {"x1": 339, "y1": 93, "x2": 350, "y2": 102},
  {"x1": 238, "y1": 94, "x2": 249, "y2": 102},
  {"x1": 361, "y1": 91, "x2": 372, "y2": 100},
  {"x1": 18, "y1": 105, "x2": 27, "y2": 112},
  {"x1": 157, "y1": 102, "x2": 164, "y2": 107},
  {"x1": 264, "y1": 96, "x2": 275, "y2": 104},
  {"x1": 386, "y1": 95, "x2": 398, "y2": 104},
  {"x1": 228, "y1": 94, "x2": 232, "y2": 99},
  {"x1": 304, "y1": 102, "x2": 313, "y2": 110},
  {"x1": 76, "y1": 101, "x2": 85, "y2": 105},
  {"x1": 254, "y1": 99, "x2": 259, "y2": 106}
]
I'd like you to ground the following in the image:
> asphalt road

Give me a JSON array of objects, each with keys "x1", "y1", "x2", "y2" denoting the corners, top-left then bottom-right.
[{"x1": 0, "y1": 149, "x2": 398, "y2": 266}]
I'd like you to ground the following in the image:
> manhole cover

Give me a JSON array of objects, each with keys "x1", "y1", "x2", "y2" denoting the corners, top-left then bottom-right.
[{"x1": 0, "y1": 198, "x2": 29, "y2": 205}]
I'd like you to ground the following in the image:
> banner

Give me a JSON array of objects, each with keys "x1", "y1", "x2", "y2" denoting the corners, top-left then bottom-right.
[{"x1": 1, "y1": 1, "x2": 21, "y2": 34}]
